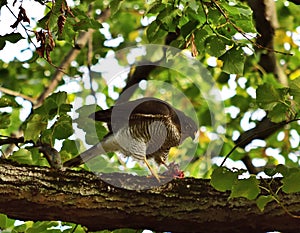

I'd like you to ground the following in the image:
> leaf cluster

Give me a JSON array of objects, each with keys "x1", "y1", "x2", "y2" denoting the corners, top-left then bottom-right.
[{"x1": 211, "y1": 165, "x2": 300, "y2": 212}]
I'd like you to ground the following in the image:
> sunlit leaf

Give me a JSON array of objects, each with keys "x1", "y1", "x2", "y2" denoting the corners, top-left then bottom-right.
[
  {"x1": 210, "y1": 167, "x2": 239, "y2": 192},
  {"x1": 256, "y1": 83, "x2": 281, "y2": 107},
  {"x1": 181, "y1": 20, "x2": 199, "y2": 39},
  {"x1": 194, "y1": 27, "x2": 210, "y2": 52},
  {"x1": 0, "y1": 95, "x2": 20, "y2": 108},
  {"x1": 10, "y1": 149, "x2": 33, "y2": 165},
  {"x1": 220, "y1": 46, "x2": 245, "y2": 75},
  {"x1": 52, "y1": 114, "x2": 73, "y2": 140},
  {"x1": 24, "y1": 114, "x2": 47, "y2": 142},
  {"x1": 230, "y1": 176, "x2": 260, "y2": 200},
  {"x1": 0, "y1": 214, "x2": 15, "y2": 229},
  {"x1": 267, "y1": 102, "x2": 289, "y2": 122},
  {"x1": 0, "y1": 33, "x2": 24, "y2": 50},
  {"x1": 25, "y1": 221, "x2": 59, "y2": 233},
  {"x1": 110, "y1": 0, "x2": 124, "y2": 15},
  {"x1": 205, "y1": 36, "x2": 228, "y2": 57},
  {"x1": 0, "y1": 112, "x2": 10, "y2": 129},
  {"x1": 290, "y1": 78, "x2": 300, "y2": 104},
  {"x1": 61, "y1": 139, "x2": 80, "y2": 156},
  {"x1": 282, "y1": 170, "x2": 300, "y2": 193},
  {"x1": 256, "y1": 195, "x2": 274, "y2": 212}
]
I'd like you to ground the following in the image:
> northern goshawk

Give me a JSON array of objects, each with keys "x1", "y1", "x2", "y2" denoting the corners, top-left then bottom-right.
[{"x1": 64, "y1": 97, "x2": 198, "y2": 180}]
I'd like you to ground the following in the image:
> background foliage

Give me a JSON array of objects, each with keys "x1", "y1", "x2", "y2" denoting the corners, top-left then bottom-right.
[{"x1": 0, "y1": 0, "x2": 300, "y2": 232}]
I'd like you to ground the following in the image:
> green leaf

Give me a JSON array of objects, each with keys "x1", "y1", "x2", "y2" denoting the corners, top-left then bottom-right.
[
  {"x1": 181, "y1": 20, "x2": 199, "y2": 39},
  {"x1": 290, "y1": 78, "x2": 300, "y2": 104},
  {"x1": 264, "y1": 167, "x2": 279, "y2": 177},
  {"x1": 210, "y1": 167, "x2": 239, "y2": 192},
  {"x1": 219, "y1": 0, "x2": 256, "y2": 33},
  {"x1": 147, "y1": 1, "x2": 165, "y2": 14},
  {"x1": 26, "y1": 221, "x2": 59, "y2": 233},
  {"x1": 13, "y1": 222, "x2": 29, "y2": 232},
  {"x1": 51, "y1": 114, "x2": 73, "y2": 140},
  {"x1": 146, "y1": 21, "x2": 167, "y2": 42},
  {"x1": 24, "y1": 114, "x2": 47, "y2": 142},
  {"x1": 86, "y1": 154, "x2": 111, "y2": 171},
  {"x1": 61, "y1": 139, "x2": 79, "y2": 156},
  {"x1": 0, "y1": 95, "x2": 20, "y2": 108},
  {"x1": 75, "y1": 105, "x2": 107, "y2": 144},
  {"x1": 110, "y1": 0, "x2": 124, "y2": 15},
  {"x1": 40, "y1": 128, "x2": 53, "y2": 145},
  {"x1": 207, "y1": 8, "x2": 223, "y2": 25},
  {"x1": 0, "y1": 214, "x2": 7, "y2": 228},
  {"x1": 73, "y1": 18, "x2": 102, "y2": 31},
  {"x1": 230, "y1": 95, "x2": 250, "y2": 112},
  {"x1": 0, "y1": 33, "x2": 24, "y2": 50},
  {"x1": 37, "y1": 11, "x2": 51, "y2": 28},
  {"x1": 35, "y1": 92, "x2": 71, "y2": 120},
  {"x1": 256, "y1": 195, "x2": 274, "y2": 212},
  {"x1": 220, "y1": 47, "x2": 245, "y2": 75},
  {"x1": 267, "y1": 102, "x2": 289, "y2": 123},
  {"x1": 85, "y1": 121, "x2": 107, "y2": 145},
  {"x1": 275, "y1": 164, "x2": 290, "y2": 177},
  {"x1": 233, "y1": 18, "x2": 256, "y2": 33},
  {"x1": 0, "y1": 112, "x2": 10, "y2": 129},
  {"x1": 157, "y1": 7, "x2": 181, "y2": 31},
  {"x1": 28, "y1": 147, "x2": 48, "y2": 166},
  {"x1": 0, "y1": 214, "x2": 15, "y2": 229},
  {"x1": 230, "y1": 176, "x2": 260, "y2": 200},
  {"x1": 188, "y1": 0, "x2": 199, "y2": 12},
  {"x1": 256, "y1": 83, "x2": 281, "y2": 108},
  {"x1": 184, "y1": 85, "x2": 200, "y2": 98},
  {"x1": 10, "y1": 149, "x2": 33, "y2": 165},
  {"x1": 282, "y1": 170, "x2": 300, "y2": 193},
  {"x1": 256, "y1": 84, "x2": 291, "y2": 122},
  {"x1": 205, "y1": 36, "x2": 228, "y2": 57},
  {"x1": 47, "y1": 91, "x2": 67, "y2": 107},
  {"x1": 0, "y1": 0, "x2": 7, "y2": 9},
  {"x1": 75, "y1": 104, "x2": 100, "y2": 117},
  {"x1": 194, "y1": 27, "x2": 210, "y2": 52}
]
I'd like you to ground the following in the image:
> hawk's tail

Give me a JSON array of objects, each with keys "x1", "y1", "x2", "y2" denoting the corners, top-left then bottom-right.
[{"x1": 63, "y1": 143, "x2": 106, "y2": 167}]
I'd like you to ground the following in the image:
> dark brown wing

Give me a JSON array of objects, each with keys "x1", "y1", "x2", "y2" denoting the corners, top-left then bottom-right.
[
  {"x1": 89, "y1": 97, "x2": 197, "y2": 141},
  {"x1": 89, "y1": 97, "x2": 173, "y2": 132}
]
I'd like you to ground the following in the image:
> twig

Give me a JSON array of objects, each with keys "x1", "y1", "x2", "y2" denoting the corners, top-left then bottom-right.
[
  {"x1": 220, "y1": 118, "x2": 300, "y2": 167},
  {"x1": 0, "y1": 86, "x2": 35, "y2": 103},
  {"x1": 5, "y1": 5, "x2": 36, "y2": 49},
  {"x1": 211, "y1": 0, "x2": 293, "y2": 56},
  {"x1": 87, "y1": 5, "x2": 96, "y2": 101},
  {"x1": 262, "y1": 178, "x2": 300, "y2": 219},
  {"x1": 0, "y1": 136, "x2": 25, "y2": 146},
  {"x1": 35, "y1": 8, "x2": 111, "y2": 108}
]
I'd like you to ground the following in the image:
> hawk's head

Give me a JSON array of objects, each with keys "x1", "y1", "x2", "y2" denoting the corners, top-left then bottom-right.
[{"x1": 174, "y1": 109, "x2": 198, "y2": 143}]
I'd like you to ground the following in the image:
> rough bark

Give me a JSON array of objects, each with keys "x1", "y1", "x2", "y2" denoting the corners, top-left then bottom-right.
[{"x1": 0, "y1": 160, "x2": 300, "y2": 233}]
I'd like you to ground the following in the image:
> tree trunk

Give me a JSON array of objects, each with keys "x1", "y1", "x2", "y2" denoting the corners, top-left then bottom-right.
[{"x1": 0, "y1": 159, "x2": 299, "y2": 233}]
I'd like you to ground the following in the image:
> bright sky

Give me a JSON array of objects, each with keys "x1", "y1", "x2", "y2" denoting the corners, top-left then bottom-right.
[{"x1": 0, "y1": 1, "x2": 46, "y2": 62}]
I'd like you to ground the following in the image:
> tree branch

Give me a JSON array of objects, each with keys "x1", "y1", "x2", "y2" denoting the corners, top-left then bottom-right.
[
  {"x1": 0, "y1": 136, "x2": 24, "y2": 146},
  {"x1": 288, "y1": 0, "x2": 300, "y2": 4},
  {"x1": 234, "y1": 117, "x2": 287, "y2": 148},
  {"x1": 0, "y1": 160, "x2": 299, "y2": 233},
  {"x1": 0, "y1": 87, "x2": 35, "y2": 103}
]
